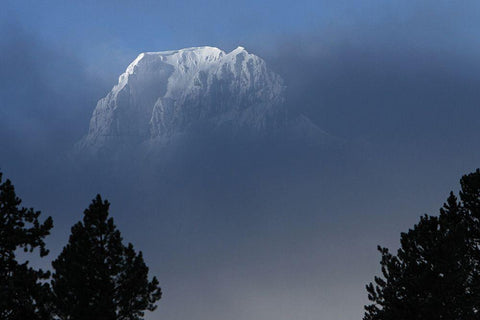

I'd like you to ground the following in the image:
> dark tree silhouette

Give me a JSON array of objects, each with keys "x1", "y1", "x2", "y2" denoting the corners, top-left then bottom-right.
[
  {"x1": 0, "y1": 172, "x2": 54, "y2": 320},
  {"x1": 365, "y1": 169, "x2": 480, "y2": 319},
  {"x1": 51, "y1": 194, "x2": 161, "y2": 320}
]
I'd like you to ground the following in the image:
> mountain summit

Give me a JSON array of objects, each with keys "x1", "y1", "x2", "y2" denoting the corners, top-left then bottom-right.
[{"x1": 77, "y1": 46, "x2": 328, "y2": 157}]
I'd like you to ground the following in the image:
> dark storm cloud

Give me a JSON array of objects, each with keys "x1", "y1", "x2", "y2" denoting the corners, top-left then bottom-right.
[
  {"x1": 259, "y1": 0, "x2": 480, "y2": 151},
  {"x1": 224, "y1": 6, "x2": 480, "y2": 318},
  {"x1": 0, "y1": 22, "x2": 105, "y2": 165},
  {"x1": 0, "y1": 22, "x2": 111, "y2": 235}
]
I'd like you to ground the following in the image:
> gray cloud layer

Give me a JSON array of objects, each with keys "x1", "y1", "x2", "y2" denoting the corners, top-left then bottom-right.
[
  {"x1": 2, "y1": 3, "x2": 480, "y2": 319},
  {"x1": 0, "y1": 23, "x2": 106, "y2": 165}
]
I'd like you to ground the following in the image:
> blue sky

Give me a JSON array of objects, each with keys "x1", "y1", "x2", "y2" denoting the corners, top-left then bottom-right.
[
  {"x1": 4, "y1": 0, "x2": 323, "y2": 65},
  {"x1": 7, "y1": 0, "x2": 480, "y2": 78}
]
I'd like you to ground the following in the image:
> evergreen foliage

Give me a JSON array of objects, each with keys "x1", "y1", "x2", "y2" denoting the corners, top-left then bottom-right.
[
  {"x1": 0, "y1": 172, "x2": 54, "y2": 320},
  {"x1": 365, "y1": 169, "x2": 480, "y2": 319},
  {"x1": 51, "y1": 194, "x2": 161, "y2": 320}
]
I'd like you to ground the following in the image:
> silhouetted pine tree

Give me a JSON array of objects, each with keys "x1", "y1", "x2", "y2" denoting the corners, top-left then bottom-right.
[
  {"x1": 365, "y1": 170, "x2": 480, "y2": 319},
  {"x1": 0, "y1": 172, "x2": 54, "y2": 320},
  {"x1": 51, "y1": 194, "x2": 161, "y2": 320}
]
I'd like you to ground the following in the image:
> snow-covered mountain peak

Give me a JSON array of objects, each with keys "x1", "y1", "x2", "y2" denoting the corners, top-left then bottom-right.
[
  {"x1": 77, "y1": 46, "x2": 328, "y2": 157},
  {"x1": 127, "y1": 46, "x2": 227, "y2": 72},
  {"x1": 230, "y1": 46, "x2": 246, "y2": 54}
]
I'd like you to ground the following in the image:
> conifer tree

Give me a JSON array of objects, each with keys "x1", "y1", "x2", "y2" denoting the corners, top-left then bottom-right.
[
  {"x1": 0, "y1": 172, "x2": 54, "y2": 320},
  {"x1": 365, "y1": 170, "x2": 480, "y2": 319},
  {"x1": 51, "y1": 194, "x2": 161, "y2": 320}
]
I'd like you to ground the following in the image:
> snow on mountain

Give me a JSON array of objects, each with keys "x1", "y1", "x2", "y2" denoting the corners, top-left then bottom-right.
[{"x1": 77, "y1": 46, "x2": 329, "y2": 157}]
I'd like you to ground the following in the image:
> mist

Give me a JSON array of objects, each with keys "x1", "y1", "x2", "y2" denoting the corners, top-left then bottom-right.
[{"x1": 2, "y1": 2, "x2": 480, "y2": 319}]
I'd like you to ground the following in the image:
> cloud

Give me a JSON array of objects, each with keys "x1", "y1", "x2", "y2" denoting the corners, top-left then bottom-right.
[
  {"x1": 255, "y1": 0, "x2": 480, "y2": 150},
  {"x1": 0, "y1": 22, "x2": 105, "y2": 161},
  {"x1": 2, "y1": 3, "x2": 480, "y2": 319}
]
